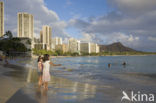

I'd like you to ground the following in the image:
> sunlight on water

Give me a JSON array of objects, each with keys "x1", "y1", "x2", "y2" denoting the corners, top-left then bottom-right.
[{"x1": 3, "y1": 56, "x2": 156, "y2": 103}]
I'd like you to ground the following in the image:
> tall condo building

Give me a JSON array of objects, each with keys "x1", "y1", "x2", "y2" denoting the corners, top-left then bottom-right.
[
  {"x1": 80, "y1": 42, "x2": 100, "y2": 54},
  {"x1": 80, "y1": 42, "x2": 91, "y2": 54},
  {"x1": 90, "y1": 43, "x2": 100, "y2": 53},
  {"x1": 53, "y1": 37, "x2": 62, "y2": 45},
  {"x1": 55, "y1": 44, "x2": 69, "y2": 53},
  {"x1": 0, "y1": 2, "x2": 4, "y2": 37},
  {"x1": 17, "y1": 12, "x2": 34, "y2": 39},
  {"x1": 40, "y1": 25, "x2": 52, "y2": 50},
  {"x1": 68, "y1": 38, "x2": 80, "y2": 53},
  {"x1": 52, "y1": 37, "x2": 62, "y2": 50}
]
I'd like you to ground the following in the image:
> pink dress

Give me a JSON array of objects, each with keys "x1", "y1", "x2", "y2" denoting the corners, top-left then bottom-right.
[{"x1": 42, "y1": 60, "x2": 51, "y2": 82}]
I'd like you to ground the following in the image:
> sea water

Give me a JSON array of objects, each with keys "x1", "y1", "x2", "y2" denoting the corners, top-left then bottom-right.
[
  {"x1": 6, "y1": 55, "x2": 156, "y2": 102},
  {"x1": 13, "y1": 56, "x2": 156, "y2": 87},
  {"x1": 51, "y1": 56, "x2": 156, "y2": 81}
]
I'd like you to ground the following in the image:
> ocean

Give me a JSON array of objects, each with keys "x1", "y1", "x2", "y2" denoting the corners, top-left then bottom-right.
[
  {"x1": 7, "y1": 55, "x2": 156, "y2": 102},
  {"x1": 51, "y1": 56, "x2": 156, "y2": 83}
]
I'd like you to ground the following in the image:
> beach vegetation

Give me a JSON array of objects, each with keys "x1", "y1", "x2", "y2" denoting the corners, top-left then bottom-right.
[
  {"x1": 4, "y1": 30, "x2": 13, "y2": 39},
  {"x1": 0, "y1": 31, "x2": 31, "y2": 56}
]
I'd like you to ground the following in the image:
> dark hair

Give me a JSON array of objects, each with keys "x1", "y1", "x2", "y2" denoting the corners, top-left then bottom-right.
[
  {"x1": 37, "y1": 56, "x2": 41, "y2": 62},
  {"x1": 43, "y1": 54, "x2": 50, "y2": 62}
]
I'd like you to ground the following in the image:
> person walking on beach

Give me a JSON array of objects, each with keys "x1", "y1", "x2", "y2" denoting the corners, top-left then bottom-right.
[
  {"x1": 42, "y1": 54, "x2": 61, "y2": 90},
  {"x1": 37, "y1": 56, "x2": 43, "y2": 87}
]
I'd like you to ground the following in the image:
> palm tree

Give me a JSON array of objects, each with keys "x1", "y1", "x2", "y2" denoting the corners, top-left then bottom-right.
[{"x1": 4, "y1": 31, "x2": 13, "y2": 39}]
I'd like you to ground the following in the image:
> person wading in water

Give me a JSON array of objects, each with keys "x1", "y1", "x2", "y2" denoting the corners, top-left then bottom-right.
[{"x1": 42, "y1": 54, "x2": 61, "y2": 90}]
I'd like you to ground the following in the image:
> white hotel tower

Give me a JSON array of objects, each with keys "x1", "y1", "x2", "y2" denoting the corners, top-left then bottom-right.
[
  {"x1": 17, "y1": 12, "x2": 34, "y2": 39},
  {"x1": 0, "y1": 2, "x2": 4, "y2": 37},
  {"x1": 40, "y1": 25, "x2": 52, "y2": 50}
]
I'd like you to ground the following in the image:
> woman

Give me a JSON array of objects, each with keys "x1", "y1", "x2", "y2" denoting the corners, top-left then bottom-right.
[
  {"x1": 42, "y1": 54, "x2": 61, "y2": 90},
  {"x1": 37, "y1": 56, "x2": 43, "y2": 86}
]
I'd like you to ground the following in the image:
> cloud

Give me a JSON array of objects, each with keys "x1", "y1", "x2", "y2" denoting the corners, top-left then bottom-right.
[
  {"x1": 80, "y1": 32, "x2": 94, "y2": 42},
  {"x1": 108, "y1": 33, "x2": 139, "y2": 43},
  {"x1": 3, "y1": 0, "x2": 69, "y2": 38},
  {"x1": 68, "y1": 19, "x2": 90, "y2": 29},
  {"x1": 108, "y1": 0, "x2": 156, "y2": 15},
  {"x1": 69, "y1": 10, "x2": 156, "y2": 36},
  {"x1": 148, "y1": 37, "x2": 156, "y2": 41},
  {"x1": 68, "y1": 0, "x2": 156, "y2": 51},
  {"x1": 2, "y1": 0, "x2": 156, "y2": 51}
]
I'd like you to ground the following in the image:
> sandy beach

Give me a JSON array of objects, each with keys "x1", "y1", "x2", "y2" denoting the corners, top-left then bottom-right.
[
  {"x1": 1, "y1": 55, "x2": 156, "y2": 103},
  {"x1": 0, "y1": 64, "x2": 27, "y2": 103},
  {"x1": 0, "y1": 62, "x2": 120, "y2": 103}
]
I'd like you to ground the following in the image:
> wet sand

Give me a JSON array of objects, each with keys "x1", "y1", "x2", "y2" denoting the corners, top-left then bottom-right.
[
  {"x1": 0, "y1": 55, "x2": 156, "y2": 103},
  {"x1": 1, "y1": 58, "x2": 156, "y2": 103},
  {"x1": 0, "y1": 64, "x2": 27, "y2": 103},
  {"x1": 0, "y1": 63, "x2": 122, "y2": 103}
]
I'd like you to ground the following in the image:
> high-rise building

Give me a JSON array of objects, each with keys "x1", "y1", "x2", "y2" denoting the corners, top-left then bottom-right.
[
  {"x1": 55, "y1": 44, "x2": 69, "y2": 53},
  {"x1": 80, "y1": 42, "x2": 99, "y2": 54},
  {"x1": 80, "y1": 42, "x2": 91, "y2": 54},
  {"x1": 54, "y1": 37, "x2": 62, "y2": 45},
  {"x1": 68, "y1": 38, "x2": 80, "y2": 53},
  {"x1": 90, "y1": 43, "x2": 100, "y2": 53},
  {"x1": 17, "y1": 12, "x2": 34, "y2": 39},
  {"x1": 40, "y1": 25, "x2": 52, "y2": 50},
  {"x1": 96, "y1": 44, "x2": 100, "y2": 53},
  {"x1": 51, "y1": 37, "x2": 62, "y2": 50},
  {"x1": 0, "y1": 2, "x2": 4, "y2": 37}
]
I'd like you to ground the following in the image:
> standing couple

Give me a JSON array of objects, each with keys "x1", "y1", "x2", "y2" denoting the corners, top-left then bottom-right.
[{"x1": 37, "y1": 54, "x2": 61, "y2": 90}]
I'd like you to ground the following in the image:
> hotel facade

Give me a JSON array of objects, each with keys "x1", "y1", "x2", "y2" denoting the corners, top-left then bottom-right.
[
  {"x1": 52, "y1": 37, "x2": 62, "y2": 50},
  {"x1": 80, "y1": 42, "x2": 99, "y2": 54},
  {"x1": 40, "y1": 25, "x2": 52, "y2": 50},
  {"x1": 17, "y1": 12, "x2": 34, "y2": 39},
  {"x1": 68, "y1": 38, "x2": 80, "y2": 53},
  {"x1": 80, "y1": 42, "x2": 91, "y2": 54},
  {"x1": 0, "y1": 2, "x2": 4, "y2": 37}
]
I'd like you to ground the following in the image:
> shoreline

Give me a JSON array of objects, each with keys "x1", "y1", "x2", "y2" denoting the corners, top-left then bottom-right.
[
  {"x1": 1, "y1": 56, "x2": 156, "y2": 103},
  {"x1": 31, "y1": 54, "x2": 156, "y2": 59},
  {"x1": 0, "y1": 62, "x2": 115, "y2": 103}
]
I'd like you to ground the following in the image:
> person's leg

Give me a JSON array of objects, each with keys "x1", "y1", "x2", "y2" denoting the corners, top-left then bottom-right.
[
  {"x1": 44, "y1": 82, "x2": 48, "y2": 90},
  {"x1": 46, "y1": 82, "x2": 48, "y2": 90},
  {"x1": 39, "y1": 76, "x2": 42, "y2": 86},
  {"x1": 38, "y1": 73, "x2": 41, "y2": 86},
  {"x1": 44, "y1": 82, "x2": 47, "y2": 89},
  {"x1": 41, "y1": 73, "x2": 43, "y2": 85},
  {"x1": 40, "y1": 76, "x2": 42, "y2": 85}
]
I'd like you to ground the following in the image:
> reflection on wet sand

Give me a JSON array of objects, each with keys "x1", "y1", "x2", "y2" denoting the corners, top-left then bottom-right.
[
  {"x1": 3, "y1": 64, "x2": 115, "y2": 103},
  {"x1": 26, "y1": 69, "x2": 38, "y2": 83},
  {"x1": 35, "y1": 87, "x2": 48, "y2": 103},
  {"x1": 50, "y1": 76, "x2": 97, "y2": 100},
  {"x1": 26, "y1": 68, "x2": 98, "y2": 102},
  {"x1": 2, "y1": 56, "x2": 156, "y2": 103}
]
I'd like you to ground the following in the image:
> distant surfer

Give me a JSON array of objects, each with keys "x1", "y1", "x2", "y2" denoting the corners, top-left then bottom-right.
[
  {"x1": 122, "y1": 62, "x2": 126, "y2": 66},
  {"x1": 122, "y1": 62, "x2": 126, "y2": 68},
  {"x1": 108, "y1": 63, "x2": 111, "y2": 68}
]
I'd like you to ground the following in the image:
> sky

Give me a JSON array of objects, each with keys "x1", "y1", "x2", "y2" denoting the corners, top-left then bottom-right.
[{"x1": 2, "y1": 0, "x2": 156, "y2": 52}]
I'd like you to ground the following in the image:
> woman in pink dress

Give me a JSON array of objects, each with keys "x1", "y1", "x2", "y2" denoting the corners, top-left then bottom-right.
[
  {"x1": 42, "y1": 54, "x2": 61, "y2": 90},
  {"x1": 37, "y1": 56, "x2": 43, "y2": 86}
]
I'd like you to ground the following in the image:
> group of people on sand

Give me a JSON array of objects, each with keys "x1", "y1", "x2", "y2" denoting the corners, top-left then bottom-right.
[{"x1": 37, "y1": 54, "x2": 61, "y2": 90}]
